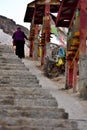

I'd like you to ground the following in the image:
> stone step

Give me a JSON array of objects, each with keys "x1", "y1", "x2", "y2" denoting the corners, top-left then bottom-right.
[
  {"x1": 0, "y1": 94, "x2": 54, "y2": 101},
  {"x1": 0, "y1": 94, "x2": 55, "y2": 100},
  {"x1": 0, "y1": 45, "x2": 13, "y2": 51},
  {"x1": 0, "y1": 62, "x2": 27, "y2": 69},
  {"x1": 0, "y1": 58, "x2": 24, "y2": 62},
  {"x1": 0, "y1": 126, "x2": 79, "y2": 130},
  {"x1": 0, "y1": 107, "x2": 68, "y2": 119},
  {"x1": 0, "y1": 83, "x2": 41, "y2": 88},
  {"x1": 0, "y1": 80, "x2": 39, "y2": 86},
  {"x1": 0, "y1": 118, "x2": 78, "y2": 130},
  {"x1": 0, "y1": 63, "x2": 25, "y2": 67},
  {"x1": 0, "y1": 58, "x2": 22, "y2": 64},
  {"x1": 0, "y1": 75, "x2": 39, "y2": 85},
  {"x1": 0, "y1": 105, "x2": 58, "y2": 110},
  {"x1": 0, "y1": 72, "x2": 37, "y2": 77},
  {"x1": 0, "y1": 62, "x2": 23, "y2": 67},
  {"x1": 0, "y1": 66, "x2": 28, "y2": 70},
  {"x1": 0, "y1": 77, "x2": 39, "y2": 84},
  {"x1": 0, "y1": 74, "x2": 37, "y2": 80},
  {"x1": 0, "y1": 70, "x2": 31, "y2": 74},
  {"x1": 0, "y1": 54, "x2": 20, "y2": 59},
  {"x1": 0, "y1": 98, "x2": 58, "y2": 107},
  {"x1": 0, "y1": 52, "x2": 22, "y2": 59},
  {"x1": 0, "y1": 87, "x2": 53, "y2": 99},
  {"x1": 0, "y1": 70, "x2": 36, "y2": 78}
]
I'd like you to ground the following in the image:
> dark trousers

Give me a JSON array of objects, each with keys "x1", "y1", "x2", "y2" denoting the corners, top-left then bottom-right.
[{"x1": 15, "y1": 40, "x2": 25, "y2": 58}]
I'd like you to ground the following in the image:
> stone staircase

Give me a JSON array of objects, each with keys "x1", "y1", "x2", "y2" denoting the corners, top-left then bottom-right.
[{"x1": 0, "y1": 44, "x2": 79, "y2": 130}]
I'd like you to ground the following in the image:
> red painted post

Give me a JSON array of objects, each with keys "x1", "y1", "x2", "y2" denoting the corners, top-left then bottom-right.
[
  {"x1": 73, "y1": 60, "x2": 78, "y2": 92},
  {"x1": 41, "y1": 22, "x2": 45, "y2": 65},
  {"x1": 80, "y1": 0, "x2": 87, "y2": 55},
  {"x1": 41, "y1": 45, "x2": 45, "y2": 66},
  {"x1": 29, "y1": 40, "x2": 34, "y2": 57},
  {"x1": 29, "y1": 1, "x2": 36, "y2": 58},
  {"x1": 41, "y1": 1, "x2": 50, "y2": 65},
  {"x1": 33, "y1": 25, "x2": 39, "y2": 60},
  {"x1": 68, "y1": 68, "x2": 73, "y2": 88},
  {"x1": 45, "y1": 2, "x2": 50, "y2": 43},
  {"x1": 67, "y1": 61, "x2": 73, "y2": 88},
  {"x1": 29, "y1": 22, "x2": 35, "y2": 58}
]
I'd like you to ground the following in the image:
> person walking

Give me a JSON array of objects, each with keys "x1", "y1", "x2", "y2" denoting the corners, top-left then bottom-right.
[{"x1": 12, "y1": 27, "x2": 28, "y2": 58}]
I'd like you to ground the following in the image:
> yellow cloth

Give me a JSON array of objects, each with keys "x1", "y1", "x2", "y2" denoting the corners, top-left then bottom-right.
[{"x1": 56, "y1": 58, "x2": 64, "y2": 66}]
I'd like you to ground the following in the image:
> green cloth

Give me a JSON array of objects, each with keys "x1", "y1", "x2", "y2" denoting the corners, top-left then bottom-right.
[{"x1": 51, "y1": 25, "x2": 58, "y2": 36}]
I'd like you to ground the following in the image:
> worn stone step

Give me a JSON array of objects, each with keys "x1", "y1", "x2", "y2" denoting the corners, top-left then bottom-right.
[
  {"x1": 0, "y1": 58, "x2": 22, "y2": 64},
  {"x1": 0, "y1": 83, "x2": 41, "y2": 88},
  {"x1": 0, "y1": 70, "x2": 31, "y2": 74},
  {"x1": 0, "y1": 63, "x2": 27, "y2": 70},
  {"x1": 0, "y1": 94, "x2": 55, "y2": 100},
  {"x1": 0, "y1": 74, "x2": 38, "y2": 80},
  {"x1": 0, "y1": 54, "x2": 20, "y2": 59},
  {"x1": 0, "y1": 74, "x2": 37, "y2": 80},
  {"x1": 0, "y1": 62, "x2": 23, "y2": 66},
  {"x1": 0, "y1": 58, "x2": 24, "y2": 63},
  {"x1": 0, "y1": 63, "x2": 25, "y2": 67},
  {"x1": 0, "y1": 93, "x2": 54, "y2": 100},
  {"x1": 0, "y1": 53, "x2": 22, "y2": 59},
  {"x1": 0, "y1": 77, "x2": 39, "y2": 84},
  {"x1": 0, "y1": 126, "x2": 79, "y2": 130},
  {"x1": 0, "y1": 126, "x2": 69, "y2": 130},
  {"x1": 0, "y1": 98, "x2": 58, "y2": 107},
  {"x1": 0, "y1": 105, "x2": 58, "y2": 110},
  {"x1": 0, "y1": 66, "x2": 28, "y2": 70},
  {"x1": 0, "y1": 76, "x2": 39, "y2": 85},
  {"x1": 0, "y1": 87, "x2": 53, "y2": 99},
  {"x1": 0, "y1": 118, "x2": 78, "y2": 130},
  {"x1": 0, "y1": 72, "x2": 37, "y2": 77},
  {"x1": 0, "y1": 57, "x2": 21, "y2": 61},
  {"x1": 0, "y1": 45, "x2": 13, "y2": 52},
  {"x1": 0, "y1": 70, "x2": 36, "y2": 77},
  {"x1": 0, "y1": 80, "x2": 39, "y2": 87},
  {"x1": 0, "y1": 105, "x2": 62, "y2": 111},
  {"x1": 0, "y1": 79, "x2": 39, "y2": 85},
  {"x1": 0, "y1": 107, "x2": 68, "y2": 119}
]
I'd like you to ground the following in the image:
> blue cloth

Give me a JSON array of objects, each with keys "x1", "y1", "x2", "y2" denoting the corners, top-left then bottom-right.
[{"x1": 57, "y1": 47, "x2": 65, "y2": 57}]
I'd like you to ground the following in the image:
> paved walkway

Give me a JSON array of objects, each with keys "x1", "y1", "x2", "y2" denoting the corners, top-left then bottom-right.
[{"x1": 22, "y1": 58, "x2": 87, "y2": 130}]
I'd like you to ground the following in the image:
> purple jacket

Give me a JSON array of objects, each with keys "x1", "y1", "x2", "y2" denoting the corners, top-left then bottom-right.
[{"x1": 12, "y1": 30, "x2": 27, "y2": 41}]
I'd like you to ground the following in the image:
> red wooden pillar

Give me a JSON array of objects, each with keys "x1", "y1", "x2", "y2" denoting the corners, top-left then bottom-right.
[
  {"x1": 41, "y1": 1, "x2": 50, "y2": 65},
  {"x1": 67, "y1": 61, "x2": 73, "y2": 88},
  {"x1": 73, "y1": 60, "x2": 78, "y2": 92},
  {"x1": 41, "y1": 44, "x2": 45, "y2": 65},
  {"x1": 29, "y1": 22, "x2": 35, "y2": 57},
  {"x1": 45, "y1": 3, "x2": 50, "y2": 44},
  {"x1": 29, "y1": 1, "x2": 37, "y2": 58},
  {"x1": 79, "y1": 0, "x2": 87, "y2": 97},
  {"x1": 68, "y1": 68, "x2": 73, "y2": 88},
  {"x1": 80, "y1": 0, "x2": 87, "y2": 55},
  {"x1": 41, "y1": 24, "x2": 45, "y2": 65},
  {"x1": 29, "y1": 40, "x2": 34, "y2": 57},
  {"x1": 33, "y1": 24, "x2": 40, "y2": 60}
]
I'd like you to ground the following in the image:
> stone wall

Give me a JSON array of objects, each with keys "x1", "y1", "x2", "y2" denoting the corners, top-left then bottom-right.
[{"x1": 79, "y1": 54, "x2": 87, "y2": 98}]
